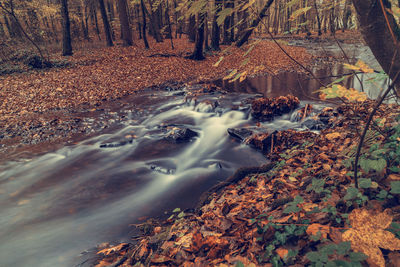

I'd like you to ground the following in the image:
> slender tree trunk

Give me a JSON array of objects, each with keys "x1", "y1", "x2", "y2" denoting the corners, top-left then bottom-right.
[
  {"x1": 0, "y1": 18, "x2": 4, "y2": 38},
  {"x1": 140, "y1": 0, "x2": 149, "y2": 48},
  {"x1": 147, "y1": 0, "x2": 163, "y2": 42},
  {"x1": 188, "y1": 15, "x2": 196, "y2": 42},
  {"x1": 61, "y1": 0, "x2": 73, "y2": 56},
  {"x1": 50, "y1": 15, "x2": 59, "y2": 43},
  {"x1": 99, "y1": 0, "x2": 113, "y2": 46},
  {"x1": 92, "y1": 6, "x2": 101, "y2": 41},
  {"x1": 229, "y1": 0, "x2": 235, "y2": 42},
  {"x1": 107, "y1": 1, "x2": 116, "y2": 40},
  {"x1": 166, "y1": 0, "x2": 174, "y2": 49},
  {"x1": 204, "y1": 16, "x2": 210, "y2": 50},
  {"x1": 189, "y1": 12, "x2": 205, "y2": 60},
  {"x1": 236, "y1": 0, "x2": 274, "y2": 47},
  {"x1": 211, "y1": 0, "x2": 221, "y2": 50},
  {"x1": 117, "y1": 0, "x2": 133, "y2": 46},
  {"x1": 135, "y1": 4, "x2": 142, "y2": 39},
  {"x1": 222, "y1": 0, "x2": 230, "y2": 44},
  {"x1": 313, "y1": 0, "x2": 322, "y2": 35},
  {"x1": 3, "y1": 14, "x2": 13, "y2": 37}
]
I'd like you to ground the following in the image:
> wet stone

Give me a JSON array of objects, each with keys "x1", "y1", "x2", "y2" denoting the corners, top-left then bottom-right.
[
  {"x1": 150, "y1": 165, "x2": 175, "y2": 175},
  {"x1": 164, "y1": 127, "x2": 198, "y2": 143},
  {"x1": 302, "y1": 118, "x2": 326, "y2": 130},
  {"x1": 227, "y1": 128, "x2": 254, "y2": 142},
  {"x1": 99, "y1": 140, "x2": 133, "y2": 148}
]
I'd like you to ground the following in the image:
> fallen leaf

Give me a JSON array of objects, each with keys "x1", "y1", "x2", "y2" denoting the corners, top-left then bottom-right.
[
  {"x1": 325, "y1": 132, "x2": 341, "y2": 140},
  {"x1": 342, "y1": 208, "x2": 400, "y2": 267},
  {"x1": 276, "y1": 247, "x2": 289, "y2": 259},
  {"x1": 306, "y1": 223, "x2": 330, "y2": 240},
  {"x1": 97, "y1": 243, "x2": 128, "y2": 256}
]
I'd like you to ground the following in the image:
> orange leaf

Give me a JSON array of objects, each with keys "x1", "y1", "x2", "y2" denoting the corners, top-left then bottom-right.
[
  {"x1": 276, "y1": 247, "x2": 289, "y2": 259},
  {"x1": 306, "y1": 223, "x2": 330, "y2": 240}
]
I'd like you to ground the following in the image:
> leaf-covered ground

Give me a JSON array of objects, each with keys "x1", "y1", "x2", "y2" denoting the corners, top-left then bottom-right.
[
  {"x1": 0, "y1": 37, "x2": 311, "y2": 159},
  {"x1": 94, "y1": 101, "x2": 400, "y2": 267}
]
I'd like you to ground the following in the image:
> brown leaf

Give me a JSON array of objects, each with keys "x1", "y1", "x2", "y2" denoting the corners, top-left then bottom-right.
[
  {"x1": 306, "y1": 223, "x2": 330, "y2": 240},
  {"x1": 342, "y1": 209, "x2": 400, "y2": 267}
]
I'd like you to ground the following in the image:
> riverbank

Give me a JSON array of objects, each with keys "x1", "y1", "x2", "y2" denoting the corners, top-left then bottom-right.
[
  {"x1": 94, "y1": 100, "x2": 400, "y2": 267},
  {"x1": 0, "y1": 37, "x2": 312, "y2": 161}
]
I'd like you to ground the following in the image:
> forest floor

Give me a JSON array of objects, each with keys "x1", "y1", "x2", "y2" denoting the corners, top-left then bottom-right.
[{"x1": 0, "y1": 36, "x2": 312, "y2": 161}]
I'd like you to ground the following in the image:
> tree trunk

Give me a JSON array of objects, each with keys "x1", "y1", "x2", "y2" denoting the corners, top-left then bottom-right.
[
  {"x1": 204, "y1": 16, "x2": 210, "y2": 51},
  {"x1": 140, "y1": 0, "x2": 149, "y2": 48},
  {"x1": 189, "y1": 13, "x2": 205, "y2": 60},
  {"x1": 61, "y1": 0, "x2": 73, "y2": 56},
  {"x1": 92, "y1": 5, "x2": 101, "y2": 41},
  {"x1": 222, "y1": 0, "x2": 231, "y2": 44},
  {"x1": 117, "y1": 0, "x2": 133, "y2": 46},
  {"x1": 352, "y1": 0, "x2": 400, "y2": 87},
  {"x1": 135, "y1": 4, "x2": 142, "y2": 39},
  {"x1": 211, "y1": 0, "x2": 221, "y2": 50},
  {"x1": 313, "y1": 0, "x2": 322, "y2": 35},
  {"x1": 0, "y1": 18, "x2": 4, "y2": 38},
  {"x1": 99, "y1": 0, "x2": 113, "y2": 46},
  {"x1": 147, "y1": 0, "x2": 163, "y2": 42},
  {"x1": 3, "y1": 14, "x2": 13, "y2": 37},
  {"x1": 165, "y1": 0, "x2": 174, "y2": 49},
  {"x1": 236, "y1": 0, "x2": 274, "y2": 47},
  {"x1": 188, "y1": 15, "x2": 196, "y2": 42}
]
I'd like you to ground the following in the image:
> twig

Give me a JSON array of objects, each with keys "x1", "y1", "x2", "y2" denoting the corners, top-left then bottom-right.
[{"x1": 353, "y1": 72, "x2": 399, "y2": 188}]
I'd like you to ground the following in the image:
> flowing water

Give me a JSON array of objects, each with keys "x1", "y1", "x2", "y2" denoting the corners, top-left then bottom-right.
[{"x1": 0, "y1": 42, "x2": 388, "y2": 267}]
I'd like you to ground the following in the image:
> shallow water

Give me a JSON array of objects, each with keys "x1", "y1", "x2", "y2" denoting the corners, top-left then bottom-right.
[{"x1": 0, "y1": 42, "x2": 385, "y2": 267}]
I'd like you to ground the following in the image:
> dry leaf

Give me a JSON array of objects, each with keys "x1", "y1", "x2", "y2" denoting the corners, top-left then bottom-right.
[
  {"x1": 276, "y1": 247, "x2": 289, "y2": 259},
  {"x1": 325, "y1": 132, "x2": 341, "y2": 140},
  {"x1": 342, "y1": 209, "x2": 400, "y2": 267},
  {"x1": 97, "y1": 243, "x2": 128, "y2": 256},
  {"x1": 306, "y1": 223, "x2": 330, "y2": 240}
]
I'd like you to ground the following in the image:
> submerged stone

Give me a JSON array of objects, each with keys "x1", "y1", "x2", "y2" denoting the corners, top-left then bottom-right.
[{"x1": 164, "y1": 127, "x2": 198, "y2": 143}]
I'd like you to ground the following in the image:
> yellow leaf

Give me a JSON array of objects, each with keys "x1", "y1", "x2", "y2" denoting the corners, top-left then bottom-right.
[
  {"x1": 223, "y1": 69, "x2": 237, "y2": 80},
  {"x1": 213, "y1": 56, "x2": 224, "y2": 67},
  {"x1": 325, "y1": 132, "x2": 341, "y2": 140},
  {"x1": 239, "y1": 71, "x2": 248, "y2": 83},
  {"x1": 357, "y1": 60, "x2": 374, "y2": 73},
  {"x1": 342, "y1": 209, "x2": 400, "y2": 267},
  {"x1": 343, "y1": 63, "x2": 360, "y2": 71}
]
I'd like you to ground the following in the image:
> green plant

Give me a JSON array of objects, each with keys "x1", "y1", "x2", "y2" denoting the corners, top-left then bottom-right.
[
  {"x1": 306, "y1": 242, "x2": 367, "y2": 266},
  {"x1": 254, "y1": 216, "x2": 308, "y2": 266}
]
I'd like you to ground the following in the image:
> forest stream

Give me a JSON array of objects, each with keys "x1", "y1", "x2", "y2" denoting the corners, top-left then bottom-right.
[{"x1": 0, "y1": 42, "x2": 389, "y2": 267}]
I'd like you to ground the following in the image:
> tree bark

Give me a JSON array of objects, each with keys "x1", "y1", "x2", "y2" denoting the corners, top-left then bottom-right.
[
  {"x1": 211, "y1": 0, "x2": 221, "y2": 50},
  {"x1": 236, "y1": 0, "x2": 274, "y2": 47},
  {"x1": 60, "y1": 0, "x2": 73, "y2": 56},
  {"x1": 140, "y1": 0, "x2": 149, "y2": 48},
  {"x1": 188, "y1": 15, "x2": 196, "y2": 42},
  {"x1": 352, "y1": 0, "x2": 400, "y2": 87},
  {"x1": 189, "y1": 13, "x2": 205, "y2": 60},
  {"x1": 313, "y1": 0, "x2": 322, "y2": 35},
  {"x1": 99, "y1": 0, "x2": 113, "y2": 46},
  {"x1": 117, "y1": 0, "x2": 133, "y2": 46}
]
